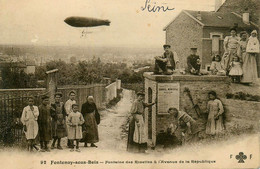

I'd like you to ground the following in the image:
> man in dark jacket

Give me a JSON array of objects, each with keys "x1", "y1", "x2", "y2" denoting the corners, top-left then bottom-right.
[
  {"x1": 187, "y1": 48, "x2": 201, "y2": 75},
  {"x1": 154, "y1": 44, "x2": 179, "y2": 75},
  {"x1": 38, "y1": 95, "x2": 52, "y2": 152}
]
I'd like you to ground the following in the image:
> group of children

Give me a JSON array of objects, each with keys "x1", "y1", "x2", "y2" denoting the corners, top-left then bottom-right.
[
  {"x1": 210, "y1": 54, "x2": 243, "y2": 83},
  {"x1": 20, "y1": 92, "x2": 85, "y2": 152}
]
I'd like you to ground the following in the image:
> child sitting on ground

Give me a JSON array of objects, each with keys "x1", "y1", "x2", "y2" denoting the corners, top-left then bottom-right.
[
  {"x1": 67, "y1": 104, "x2": 85, "y2": 152},
  {"x1": 209, "y1": 55, "x2": 226, "y2": 76},
  {"x1": 228, "y1": 55, "x2": 243, "y2": 83}
]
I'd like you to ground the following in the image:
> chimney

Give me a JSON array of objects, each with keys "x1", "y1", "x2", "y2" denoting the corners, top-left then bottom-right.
[
  {"x1": 197, "y1": 11, "x2": 202, "y2": 21},
  {"x1": 215, "y1": 0, "x2": 222, "y2": 12},
  {"x1": 242, "y1": 13, "x2": 250, "y2": 25}
]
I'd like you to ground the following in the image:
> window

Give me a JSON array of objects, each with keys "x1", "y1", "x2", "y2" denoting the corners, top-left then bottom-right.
[{"x1": 210, "y1": 32, "x2": 223, "y2": 55}]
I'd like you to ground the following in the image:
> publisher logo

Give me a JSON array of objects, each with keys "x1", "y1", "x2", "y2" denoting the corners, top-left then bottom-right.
[{"x1": 235, "y1": 152, "x2": 247, "y2": 163}]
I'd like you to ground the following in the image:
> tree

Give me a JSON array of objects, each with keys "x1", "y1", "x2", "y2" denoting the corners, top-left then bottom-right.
[{"x1": 1, "y1": 63, "x2": 37, "y2": 89}]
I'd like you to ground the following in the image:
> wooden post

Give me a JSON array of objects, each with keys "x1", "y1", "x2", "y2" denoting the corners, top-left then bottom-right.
[{"x1": 46, "y1": 69, "x2": 58, "y2": 103}]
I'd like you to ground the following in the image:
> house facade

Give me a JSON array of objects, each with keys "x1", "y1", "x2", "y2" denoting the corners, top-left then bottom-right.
[{"x1": 164, "y1": 10, "x2": 258, "y2": 69}]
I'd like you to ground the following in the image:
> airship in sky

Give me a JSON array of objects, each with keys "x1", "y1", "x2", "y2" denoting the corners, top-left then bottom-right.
[{"x1": 64, "y1": 16, "x2": 111, "y2": 28}]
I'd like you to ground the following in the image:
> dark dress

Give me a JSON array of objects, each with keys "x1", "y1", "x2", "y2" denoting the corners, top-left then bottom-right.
[
  {"x1": 38, "y1": 104, "x2": 52, "y2": 142},
  {"x1": 81, "y1": 102, "x2": 99, "y2": 143},
  {"x1": 50, "y1": 102, "x2": 67, "y2": 138},
  {"x1": 127, "y1": 116, "x2": 140, "y2": 153},
  {"x1": 187, "y1": 54, "x2": 201, "y2": 74}
]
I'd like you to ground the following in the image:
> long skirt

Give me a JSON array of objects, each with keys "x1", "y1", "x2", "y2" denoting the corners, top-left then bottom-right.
[
  {"x1": 39, "y1": 122, "x2": 52, "y2": 142},
  {"x1": 133, "y1": 114, "x2": 147, "y2": 144},
  {"x1": 241, "y1": 53, "x2": 258, "y2": 83},
  {"x1": 127, "y1": 116, "x2": 147, "y2": 153},
  {"x1": 205, "y1": 115, "x2": 224, "y2": 135},
  {"x1": 222, "y1": 48, "x2": 237, "y2": 71},
  {"x1": 83, "y1": 112, "x2": 99, "y2": 143},
  {"x1": 52, "y1": 120, "x2": 66, "y2": 138}
]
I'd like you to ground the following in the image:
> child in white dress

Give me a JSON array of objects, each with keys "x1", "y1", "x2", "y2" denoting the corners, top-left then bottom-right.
[
  {"x1": 210, "y1": 55, "x2": 226, "y2": 76},
  {"x1": 229, "y1": 56, "x2": 243, "y2": 83},
  {"x1": 67, "y1": 104, "x2": 85, "y2": 152}
]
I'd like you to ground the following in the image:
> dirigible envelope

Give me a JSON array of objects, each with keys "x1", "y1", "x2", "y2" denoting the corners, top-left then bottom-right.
[{"x1": 64, "y1": 16, "x2": 111, "y2": 28}]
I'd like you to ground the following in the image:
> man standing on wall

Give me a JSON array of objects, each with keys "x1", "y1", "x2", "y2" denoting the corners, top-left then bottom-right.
[
  {"x1": 64, "y1": 91, "x2": 77, "y2": 148},
  {"x1": 154, "y1": 44, "x2": 179, "y2": 75}
]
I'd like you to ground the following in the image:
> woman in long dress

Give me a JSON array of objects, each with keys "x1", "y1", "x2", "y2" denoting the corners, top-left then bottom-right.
[
  {"x1": 238, "y1": 31, "x2": 258, "y2": 84},
  {"x1": 81, "y1": 96, "x2": 100, "y2": 148},
  {"x1": 127, "y1": 91, "x2": 156, "y2": 153},
  {"x1": 205, "y1": 91, "x2": 224, "y2": 135},
  {"x1": 222, "y1": 27, "x2": 240, "y2": 72}
]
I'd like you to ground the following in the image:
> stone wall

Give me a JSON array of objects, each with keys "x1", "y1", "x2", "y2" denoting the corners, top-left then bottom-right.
[
  {"x1": 105, "y1": 80, "x2": 121, "y2": 102},
  {"x1": 144, "y1": 72, "x2": 260, "y2": 145},
  {"x1": 144, "y1": 72, "x2": 232, "y2": 145},
  {"x1": 165, "y1": 11, "x2": 203, "y2": 69}
]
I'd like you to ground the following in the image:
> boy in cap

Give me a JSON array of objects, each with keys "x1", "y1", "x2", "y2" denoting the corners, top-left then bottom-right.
[
  {"x1": 154, "y1": 44, "x2": 179, "y2": 75},
  {"x1": 187, "y1": 48, "x2": 201, "y2": 75},
  {"x1": 38, "y1": 95, "x2": 52, "y2": 152}
]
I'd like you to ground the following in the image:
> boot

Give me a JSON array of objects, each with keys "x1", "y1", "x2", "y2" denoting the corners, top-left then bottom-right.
[
  {"x1": 91, "y1": 143, "x2": 98, "y2": 148},
  {"x1": 57, "y1": 139, "x2": 63, "y2": 149},
  {"x1": 51, "y1": 138, "x2": 57, "y2": 149},
  {"x1": 44, "y1": 142, "x2": 50, "y2": 152}
]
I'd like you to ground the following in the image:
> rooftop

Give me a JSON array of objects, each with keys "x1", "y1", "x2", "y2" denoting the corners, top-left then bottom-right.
[{"x1": 164, "y1": 10, "x2": 258, "y2": 31}]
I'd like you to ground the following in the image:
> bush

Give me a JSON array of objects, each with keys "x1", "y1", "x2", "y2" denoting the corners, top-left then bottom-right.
[{"x1": 226, "y1": 92, "x2": 260, "y2": 102}]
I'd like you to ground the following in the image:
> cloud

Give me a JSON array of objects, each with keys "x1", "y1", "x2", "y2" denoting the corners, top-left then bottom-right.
[{"x1": 31, "y1": 35, "x2": 39, "y2": 43}]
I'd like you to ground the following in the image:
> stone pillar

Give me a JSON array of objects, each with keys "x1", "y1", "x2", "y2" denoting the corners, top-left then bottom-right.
[
  {"x1": 46, "y1": 69, "x2": 58, "y2": 103},
  {"x1": 116, "y1": 79, "x2": 121, "y2": 89}
]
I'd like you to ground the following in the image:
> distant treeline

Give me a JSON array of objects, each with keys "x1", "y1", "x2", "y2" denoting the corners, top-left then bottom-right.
[{"x1": 0, "y1": 58, "x2": 153, "y2": 89}]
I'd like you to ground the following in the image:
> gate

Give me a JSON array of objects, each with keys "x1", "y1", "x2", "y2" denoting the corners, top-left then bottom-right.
[{"x1": 0, "y1": 95, "x2": 40, "y2": 145}]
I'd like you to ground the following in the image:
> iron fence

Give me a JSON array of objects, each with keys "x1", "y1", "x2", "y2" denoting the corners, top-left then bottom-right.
[{"x1": 0, "y1": 95, "x2": 41, "y2": 145}]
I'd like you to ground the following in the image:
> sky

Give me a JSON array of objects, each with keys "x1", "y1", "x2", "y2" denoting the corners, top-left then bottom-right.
[{"x1": 0, "y1": 0, "x2": 223, "y2": 48}]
